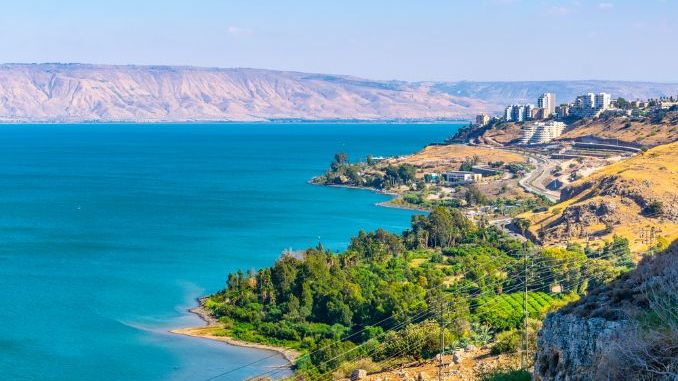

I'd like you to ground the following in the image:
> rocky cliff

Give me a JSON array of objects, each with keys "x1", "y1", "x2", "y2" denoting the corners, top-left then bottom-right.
[
  {"x1": 524, "y1": 142, "x2": 678, "y2": 252},
  {"x1": 2, "y1": 64, "x2": 678, "y2": 122},
  {"x1": 534, "y1": 241, "x2": 678, "y2": 380}
]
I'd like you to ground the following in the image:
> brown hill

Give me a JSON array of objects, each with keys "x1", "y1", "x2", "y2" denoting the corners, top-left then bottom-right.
[
  {"x1": 0, "y1": 64, "x2": 497, "y2": 122},
  {"x1": 521, "y1": 142, "x2": 678, "y2": 252},
  {"x1": 452, "y1": 110, "x2": 678, "y2": 148},
  {"x1": 3, "y1": 64, "x2": 678, "y2": 123},
  {"x1": 557, "y1": 110, "x2": 678, "y2": 147},
  {"x1": 450, "y1": 120, "x2": 525, "y2": 145}
]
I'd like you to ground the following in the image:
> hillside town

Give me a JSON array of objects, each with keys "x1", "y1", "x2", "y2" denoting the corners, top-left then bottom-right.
[{"x1": 475, "y1": 92, "x2": 678, "y2": 145}]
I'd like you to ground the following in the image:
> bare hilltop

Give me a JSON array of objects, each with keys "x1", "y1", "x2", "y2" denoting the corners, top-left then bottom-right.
[{"x1": 2, "y1": 63, "x2": 678, "y2": 123}]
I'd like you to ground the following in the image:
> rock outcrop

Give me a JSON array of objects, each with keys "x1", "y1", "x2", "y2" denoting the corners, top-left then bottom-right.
[
  {"x1": 535, "y1": 314, "x2": 628, "y2": 380},
  {"x1": 525, "y1": 142, "x2": 678, "y2": 252},
  {"x1": 534, "y1": 241, "x2": 678, "y2": 380}
]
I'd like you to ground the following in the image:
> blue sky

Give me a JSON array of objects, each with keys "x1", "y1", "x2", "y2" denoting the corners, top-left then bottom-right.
[{"x1": 1, "y1": 0, "x2": 676, "y2": 82}]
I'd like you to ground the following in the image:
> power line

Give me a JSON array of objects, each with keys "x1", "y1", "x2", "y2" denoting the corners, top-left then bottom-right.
[
  {"x1": 303, "y1": 249, "x2": 636, "y2": 380},
  {"x1": 212, "y1": 245, "x2": 642, "y2": 380}
]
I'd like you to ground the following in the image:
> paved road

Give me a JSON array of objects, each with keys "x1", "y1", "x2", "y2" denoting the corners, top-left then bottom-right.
[
  {"x1": 489, "y1": 217, "x2": 526, "y2": 241},
  {"x1": 518, "y1": 154, "x2": 560, "y2": 202}
]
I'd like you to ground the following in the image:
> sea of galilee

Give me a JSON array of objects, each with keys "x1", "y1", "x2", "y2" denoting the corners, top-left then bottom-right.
[{"x1": 0, "y1": 123, "x2": 458, "y2": 381}]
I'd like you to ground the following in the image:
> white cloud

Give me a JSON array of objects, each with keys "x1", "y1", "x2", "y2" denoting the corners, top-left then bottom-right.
[
  {"x1": 227, "y1": 26, "x2": 253, "y2": 36},
  {"x1": 548, "y1": 5, "x2": 573, "y2": 16},
  {"x1": 598, "y1": 2, "x2": 614, "y2": 10}
]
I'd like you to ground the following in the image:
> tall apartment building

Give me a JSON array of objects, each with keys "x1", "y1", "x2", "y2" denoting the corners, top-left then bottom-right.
[
  {"x1": 511, "y1": 105, "x2": 525, "y2": 122},
  {"x1": 525, "y1": 104, "x2": 535, "y2": 120},
  {"x1": 537, "y1": 93, "x2": 556, "y2": 117},
  {"x1": 581, "y1": 93, "x2": 596, "y2": 109},
  {"x1": 505, "y1": 105, "x2": 531, "y2": 122},
  {"x1": 595, "y1": 93, "x2": 611, "y2": 110},
  {"x1": 572, "y1": 93, "x2": 605, "y2": 117},
  {"x1": 504, "y1": 106, "x2": 513, "y2": 121}
]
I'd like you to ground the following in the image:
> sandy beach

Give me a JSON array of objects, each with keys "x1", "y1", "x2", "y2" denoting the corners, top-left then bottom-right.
[{"x1": 170, "y1": 300, "x2": 301, "y2": 364}]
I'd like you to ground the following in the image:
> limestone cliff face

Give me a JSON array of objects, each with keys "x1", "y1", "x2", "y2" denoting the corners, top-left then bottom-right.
[
  {"x1": 534, "y1": 314, "x2": 628, "y2": 381},
  {"x1": 526, "y1": 142, "x2": 678, "y2": 252},
  {"x1": 534, "y1": 242, "x2": 678, "y2": 380}
]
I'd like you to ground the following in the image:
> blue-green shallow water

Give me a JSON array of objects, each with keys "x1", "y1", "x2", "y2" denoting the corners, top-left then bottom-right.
[{"x1": 0, "y1": 123, "x2": 460, "y2": 381}]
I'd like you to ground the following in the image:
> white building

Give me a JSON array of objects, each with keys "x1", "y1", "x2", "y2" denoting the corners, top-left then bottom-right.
[
  {"x1": 520, "y1": 121, "x2": 566, "y2": 145},
  {"x1": 505, "y1": 104, "x2": 530, "y2": 122},
  {"x1": 504, "y1": 106, "x2": 513, "y2": 121},
  {"x1": 572, "y1": 93, "x2": 611, "y2": 117},
  {"x1": 442, "y1": 171, "x2": 482, "y2": 184},
  {"x1": 525, "y1": 104, "x2": 535, "y2": 120},
  {"x1": 582, "y1": 93, "x2": 596, "y2": 109},
  {"x1": 595, "y1": 93, "x2": 611, "y2": 110},
  {"x1": 537, "y1": 93, "x2": 556, "y2": 117}
]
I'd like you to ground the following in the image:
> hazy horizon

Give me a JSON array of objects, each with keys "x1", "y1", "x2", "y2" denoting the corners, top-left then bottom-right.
[{"x1": 2, "y1": 62, "x2": 678, "y2": 85}]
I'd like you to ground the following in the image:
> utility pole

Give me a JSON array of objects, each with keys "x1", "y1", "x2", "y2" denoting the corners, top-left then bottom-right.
[
  {"x1": 438, "y1": 295, "x2": 445, "y2": 381},
  {"x1": 521, "y1": 241, "x2": 529, "y2": 369}
]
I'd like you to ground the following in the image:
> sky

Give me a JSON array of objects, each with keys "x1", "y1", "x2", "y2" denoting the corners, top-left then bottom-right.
[{"x1": 0, "y1": 0, "x2": 676, "y2": 82}]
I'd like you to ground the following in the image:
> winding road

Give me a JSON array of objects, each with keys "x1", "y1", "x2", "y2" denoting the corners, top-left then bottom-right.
[{"x1": 518, "y1": 153, "x2": 560, "y2": 202}]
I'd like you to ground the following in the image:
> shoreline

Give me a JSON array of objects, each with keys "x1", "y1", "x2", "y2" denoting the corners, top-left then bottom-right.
[
  {"x1": 170, "y1": 299, "x2": 300, "y2": 365},
  {"x1": 309, "y1": 179, "x2": 430, "y2": 213},
  {"x1": 172, "y1": 181, "x2": 427, "y2": 370}
]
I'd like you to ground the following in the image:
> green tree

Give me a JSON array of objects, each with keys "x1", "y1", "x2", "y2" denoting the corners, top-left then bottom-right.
[
  {"x1": 331, "y1": 152, "x2": 349, "y2": 170},
  {"x1": 465, "y1": 185, "x2": 488, "y2": 206},
  {"x1": 616, "y1": 97, "x2": 630, "y2": 109},
  {"x1": 397, "y1": 164, "x2": 417, "y2": 184},
  {"x1": 515, "y1": 218, "x2": 531, "y2": 236}
]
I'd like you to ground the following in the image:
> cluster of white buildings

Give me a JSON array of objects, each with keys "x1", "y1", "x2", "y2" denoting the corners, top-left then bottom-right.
[
  {"x1": 566, "y1": 92, "x2": 612, "y2": 118},
  {"x1": 503, "y1": 92, "x2": 556, "y2": 122},
  {"x1": 520, "y1": 121, "x2": 566, "y2": 145},
  {"x1": 474, "y1": 91, "x2": 677, "y2": 146},
  {"x1": 497, "y1": 92, "x2": 615, "y2": 123}
]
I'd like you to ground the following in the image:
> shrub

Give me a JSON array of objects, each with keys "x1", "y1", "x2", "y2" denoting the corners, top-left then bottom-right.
[
  {"x1": 643, "y1": 200, "x2": 663, "y2": 217},
  {"x1": 491, "y1": 329, "x2": 521, "y2": 355},
  {"x1": 332, "y1": 357, "x2": 381, "y2": 379}
]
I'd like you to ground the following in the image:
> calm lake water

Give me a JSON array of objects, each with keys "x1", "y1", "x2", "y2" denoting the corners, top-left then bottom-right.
[{"x1": 0, "y1": 123, "x2": 461, "y2": 381}]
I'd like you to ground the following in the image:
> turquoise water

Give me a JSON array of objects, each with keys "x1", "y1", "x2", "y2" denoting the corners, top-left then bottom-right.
[{"x1": 0, "y1": 123, "x2": 460, "y2": 381}]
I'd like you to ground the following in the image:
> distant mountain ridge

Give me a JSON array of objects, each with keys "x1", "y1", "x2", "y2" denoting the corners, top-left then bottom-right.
[{"x1": 1, "y1": 63, "x2": 677, "y2": 122}]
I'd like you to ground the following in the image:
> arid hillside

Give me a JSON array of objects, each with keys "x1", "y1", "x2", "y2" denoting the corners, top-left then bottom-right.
[
  {"x1": 558, "y1": 110, "x2": 678, "y2": 147},
  {"x1": 522, "y1": 142, "x2": 678, "y2": 252},
  {"x1": 392, "y1": 144, "x2": 526, "y2": 167},
  {"x1": 535, "y1": 241, "x2": 677, "y2": 380},
  {"x1": 0, "y1": 64, "x2": 496, "y2": 122},
  {"x1": 452, "y1": 110, "x2": 678, "y2": 148},
  {"x1": 2, "y1": 64, "x2": 678, "y2": 122}
]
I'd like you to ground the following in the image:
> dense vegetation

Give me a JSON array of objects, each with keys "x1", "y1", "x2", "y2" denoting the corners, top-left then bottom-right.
[
  {"x1": 315, "y1": 152, "x2": 548, "y2": 215},
  {"x1": 205, "y1": 206, "x2": 635, "y2": 380}
]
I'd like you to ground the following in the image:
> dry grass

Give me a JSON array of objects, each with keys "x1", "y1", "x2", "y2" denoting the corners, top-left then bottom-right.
[
  {"x1": 558, "y1": 111, "x2": 678, "y2": 147},
  {"x1": 521, "y1": 142, "x2": 678, "y2": 252},
  {"x1": 336, "y1": 346, "x2": 521, "y2": 381},
  {"x1": 392, "y1": 144, "x2": 526, "y2": 167}
]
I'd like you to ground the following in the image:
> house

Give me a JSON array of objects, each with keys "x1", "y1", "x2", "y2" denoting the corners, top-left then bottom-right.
[
  {"x1": 442, "y1": 171, "x2": 482, "y2": 184},
  {"x1": 471, "y1": 166, "x2": 502, "y2": 177}
]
